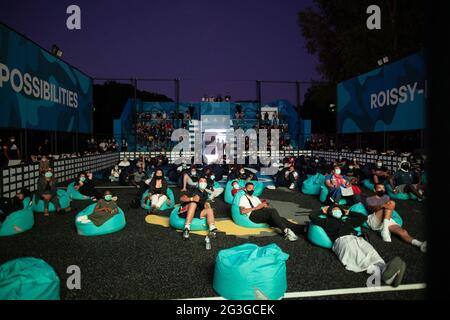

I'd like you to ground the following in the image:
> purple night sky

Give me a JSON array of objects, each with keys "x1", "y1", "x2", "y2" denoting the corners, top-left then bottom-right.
[{"x1": 0, "y1": 0, "x2": 319, "y2": 103}]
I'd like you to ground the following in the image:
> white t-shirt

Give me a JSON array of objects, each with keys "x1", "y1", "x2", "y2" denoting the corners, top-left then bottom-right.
[{"x1": 238, "y1": 194, "x2": 262, "y2": 217}]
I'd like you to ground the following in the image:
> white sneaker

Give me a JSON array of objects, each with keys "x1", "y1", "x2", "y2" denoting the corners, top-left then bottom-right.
[
  {"x1": 267, "y1": 185, "x2": 276, "y2": 190},
  {"x1": 420, "y1": 241, "x2": 427, "y2": 253},
  {"x1": 284, "y1": 228, "x2": 298, "y2": 241},
  {"x1": 381, "y1": 228, "x2": 392, "y2": 242},
  {"x1": 289, "y1": 183, "x2": 295, "y2": 190}
]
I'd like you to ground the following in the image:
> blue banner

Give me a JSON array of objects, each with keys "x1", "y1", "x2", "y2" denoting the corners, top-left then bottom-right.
[
  {"x1": 337, "y1": 52, "x2": 426, "y2": 133},
  {"x1": 0, "y1": 23, "x2": 93, "y2": 133}
]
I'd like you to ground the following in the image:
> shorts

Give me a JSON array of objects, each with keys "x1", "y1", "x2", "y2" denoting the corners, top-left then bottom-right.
[
  {"x1": 396, "y1": 184, "x2": 409, "y2": 193},
  {"x1": 367, "y1": 213, "x2": 399, "y2": 231},
  {"x1": 178, "y1": 203, "x2": 202, "y2": 219}
]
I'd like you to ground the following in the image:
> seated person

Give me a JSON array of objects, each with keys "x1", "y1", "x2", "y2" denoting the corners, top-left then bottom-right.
[
  {"x1": 179, "y1": 177, "x2": 217, "y2": 240},
  {"x1": 276, "y1": 159, "x2": 299, "y2": 190},
  {"x1": 129, "y1": 167, "x2": 148, "y2": 189},
  {"x1": 109, "y1": 165, "x2": 121, "y2": 182},
  {"x1": 365, "y1": 183, "x2": 427, "y2": 251},
  {"x1": 77, "y1": 190, "x2": 119, "y2": 226},
  {"x1": 204, "y1": 170, "x2": 224, "y2": 202},
  {"x1": 37, "y1": 168, "x2": 71, "y2": 216},
  {"x1": 231, "y1": 180, "x2": 244, "y2": 196},
  {"x1": 325, "y1": 166, "x2": 361, "y2": 205},
  {"x1": 239, "y1": 182, "x2": 302, "y2": 241},
  {"x1": 236, "y1": 166, "x2": 254, "y2": 182},
  {"x1": 309, "y1": 205, "x2": 406, "y2": 286},
  {"x1": 180, "y1": 165, "x2": 200, "y2": 192},
  {"x1": 74, "y1": 172, "x2": 101, "y2": 200},
  {"x1": 143, "y1": 168, "x2": 171, "y2": 214},
  {"x1": 0, "y1": 189, "x2": 30, "y2": 223},
  {"x1": 389, "y1": 161, "x2": 425, "y2": 201},
  {"x1": 371, "y1": 160, "x2": 392, "y2": 186},
  {"x1": 342, "y1": 160, "x2": 362, "y2": 196},
  {"x1": 118, "y1": 157, "x2": 130, "y2": 168}
]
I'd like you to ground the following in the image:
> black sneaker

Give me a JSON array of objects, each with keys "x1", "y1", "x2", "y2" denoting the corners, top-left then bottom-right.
[
  {"x1": 182, "y1": 228, "x2": 190, "y2": 240},
  {"x1": 209, "y1": 228, "x2": 218, "y2": 239},
  {"x1": 382, "y1": 257, "x2": 406, "y2": 287}
]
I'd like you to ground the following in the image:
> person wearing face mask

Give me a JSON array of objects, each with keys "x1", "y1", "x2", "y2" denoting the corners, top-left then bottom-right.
[
  {"x1": 325, "y1": 166, "x2": 361, "y2": 205},
  {"x1": 0, "y1": 189, "x2": 31, "y2": 223},
  {"x1": 276, "y1": 158, "x2": 299, "y2": 190},
  {"x1": 37, "y1": 168, "x2": 70, "y2": 216},
  {"x1": 143, "y1": 169, "x2": 170, "y2": 213},
  {"x1": 365, "y1": 183, "x2": 427, "y2": 251},
  {"x1": 371, "y1": 160, "x2": 391, "y2": 186},
  {"x1": 76, "y1": 190, "x2": 119, "y2": 226},
  {"x1": 238, "y1": 182, "x2": 302, "y2": 241},
  {"x1": 235, "y1": 166, "x2": 254, "y2": 182},
  {"x1": 389, "y1": 161, "x2": 425, "y2": 201},
  {"x1": 204, "y1": 171, "x2": 224, "y2": 202},
  {"x1": 179, "y1": 177, "x2": 217, "y2": 240},
  {"x1": 74, "y1": 172, "x2": 101, "y2": 201},
  {"x1": 110, "y1": 165, "x2": 121, "y2": 182},
  {"x1": 180, "y1": 165, "x2": 200, "y2": 192},
  {"x1": 309, "y1": 205, "x2": 407, "y2": 287},
  {"x1": 231, "y1": 180, "x2": 244, "y2": 196}
]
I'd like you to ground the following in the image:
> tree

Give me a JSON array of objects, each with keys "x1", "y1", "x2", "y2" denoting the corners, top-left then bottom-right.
[{"x1": 93, "y1": 81, "x2": 172, "y2": 135}]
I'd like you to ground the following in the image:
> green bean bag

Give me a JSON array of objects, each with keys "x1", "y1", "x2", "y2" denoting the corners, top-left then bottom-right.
[
  {"x1": 386, "y1": 185, "x2": 418, "y2": 201},
  {"x1": 308, "y1": 213, "x2": 362, "y2": 249},
  {"x1": 169, "y1": 206, "x2": 208, "y2": 231},
  {"x1": 213, "y1": 243, "x2": 289, "y2": 300},
  {"x1": 32, "y1": 189, "x2": 71, "y2": 213},
  {"x1": 67, "y1": 181, "x2": 91, "y2": 200},
  {"x1": 224, "y1": 179, "x2": 264, "y2": 205},
  {"x1": 0, "y1": 257, "x2": 60, "y2": 300},
  {"x1": 319, "y1": 185, "x2": 347, "y2": 205},
  {"x1": 231, "y1": 191, "x2": 269, "y2": 229},
  {"x1": 349, "y1": 202, "x2": 403, "y2": 228},
  {"x1": 75, "y1": 203, "x2": 126, "y2": 236},
  {"x1": 140, "y1": 188, "x2": 175, "y2": 211},
  {"x1": 0, "y1": 198, "x2": 34, "y2": 237},
  {"x1": 301, "y1": 174, "x2": 325, "y2": 195},
  {"x1": 362, "y1": 179, "x2": 375, "y2": 190}
]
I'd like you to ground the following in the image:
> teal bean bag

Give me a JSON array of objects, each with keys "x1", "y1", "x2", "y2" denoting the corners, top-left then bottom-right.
[
  {"x1": 349, "y1": 202, "x2": 403, "y2": 228},
  {"x1": 67, "y1": 181, "x2": 91, "y2": 200},
  {"x1": 224, "y1": 179, "x2": 264, "y2": 205},
  {"x1": 301, "y1": 174, "x2": 325, "y2": 195},
  {"x1": 0, "y1": 257, "x2": 60, "y2": 300},
  {"x1": 169, "y1": 206, "x2": 208, "y2": 231},
  {"x1": 213, "y1": 243, "x2": 289, "y2": 300},
  {"x1": 75, "y1": 203, "x2": 126, "y2": 236},
  {"x1": 231, "y1": 191, "x2": 269, "y2": 229},
  {"x1": 32, "y1": 189, "x2": 71, "y2": 213},
  {"x1": 0, "y1": 198, "x2": 34, "y2": 237},
  {"x1": 308, "y1": 213, "x2": 362, "y2": 249},
  {"x1": 386, "y1": 185, "x2": 417, "y2": 201},
  {"x1": 362, "y1": 179, "x2": 375, "y2": 190},
  {"x1": 319, "y1": 185, "x2": 346, "y2": 205},
  {"x1": 140, "y1": 188, "x2": 175, "y2": 211}
]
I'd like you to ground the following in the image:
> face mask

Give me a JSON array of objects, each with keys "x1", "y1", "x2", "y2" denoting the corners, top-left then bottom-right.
[
  {"x1": 210, "y1": 175, "x2": 215, "y2": 180},
  {"x1": 233, "y1": 184, "x2": 240, "y2": 190},
  {"x1": 401, "y1": 165, "x2": 410, "y2": 172},
  {"x1": 240, "y1": 169, "x2": 245, "y2": 174},
  {"x1": 191, "y1": 171, "x2": 196, "y2": 176},
  {"x1": 80, "y1": 176, "x2": 86, "y2": 182},
  {"x1": 315, "y1": 159, "x2": 319, "y2": 163},
  {"x1": 44, "y1": 172, "x2": 53, "y2": 178},
  {"x1": 246, "y1": 190, "x2": 254, "y2": 196},
  {"x1": 156, "y1": 176, "x2": 163, "y2": 180},
  {"x1": 377, "y1": 163, "x2": 382, "y2": 168},
  {"x1": 104, "y1": 195, "x2": 113, "y2": 201},
  {"x1": 332, "y1": 209, "x2": 343, "y2": 219},
  {"x1": 348, "y1": 166, "x2": 354, "y2": 170},
  {"x1": 334, "y1": 169, "x2": 341, "y2": 175},
  {"x1": 10, "y1": 139, "x2": 15, "y2": 143},
  {"x1": 198, "y1": 182, "x2": 207, "y2": 190},
  {"x1": 376, "y1": 190, "x2": 385, "y2": 197}
]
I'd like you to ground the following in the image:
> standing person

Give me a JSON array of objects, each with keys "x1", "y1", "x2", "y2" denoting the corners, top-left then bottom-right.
[
  {"x1": 3, "y1": 136, "x2": 21, "y2": 164},
  {"x1": 239, "y1": 182, "x2": 302, "y2": 241},
  {"x1": 38, "y1": 139, "x2": 51, "y2": 157},
  {"x1": 179, "y1": 177, "x2": 218, "y2": 240},
  {"x1": 36, "y1": 168, "x2": 71, "y2": 216},
  {"x1": 309, "y1": 205, "x2": 407, "y2": 287},
  {"x1": 365, "y1": 183, "x2": 427, "y2": 250},
  {"x1": 121, "y1": 139, "x2": 128, "y2": 152}
]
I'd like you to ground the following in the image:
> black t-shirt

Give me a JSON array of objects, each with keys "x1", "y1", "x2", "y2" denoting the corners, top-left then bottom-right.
[
  {"x1": 372, "y1": 166, "x2": 389, "y2": 182},
  {"x1": 309, "y1": 211, "x2": 366, "y2": 242},
  {"x1": 6, "y1": 143, "x2": 20, "y2": 159},
  {"x1": 183, "y1": 189, "x2": 209, "y2": 208}
]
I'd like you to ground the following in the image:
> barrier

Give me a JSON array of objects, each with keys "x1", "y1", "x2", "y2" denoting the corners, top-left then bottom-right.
[{"x1": 0, "y1": 153, "x2": 120, "y2": 198}]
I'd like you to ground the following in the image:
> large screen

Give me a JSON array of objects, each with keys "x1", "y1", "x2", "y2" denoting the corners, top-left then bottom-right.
[
  {"x1": 0, "y1": 23, "x2": 93, "y2": 133},
  {"x1": 337, "y1": 52, "x2": 426, "y2": 133}
]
